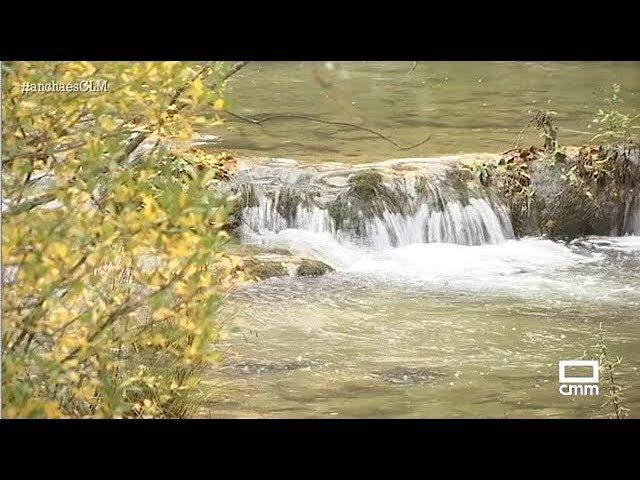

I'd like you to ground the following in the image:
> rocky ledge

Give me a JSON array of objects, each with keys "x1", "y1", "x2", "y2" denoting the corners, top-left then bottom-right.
[{"x1": 224, "y1": 243, "x2": 334, "y2": 282}]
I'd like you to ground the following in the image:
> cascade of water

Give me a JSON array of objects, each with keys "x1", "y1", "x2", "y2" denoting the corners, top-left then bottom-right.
[
  {"x1": 234, "y1": 160, "x2": 516, "y2": 249},
  {"x1": 628, "y1": 196, "x2": 640, "y2": 235},
  {"x1": 241, "y1": 194, "x2": 335, "y2": 236}
]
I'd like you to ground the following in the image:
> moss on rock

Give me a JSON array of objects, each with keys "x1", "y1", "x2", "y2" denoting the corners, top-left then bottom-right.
[
  {"x1": 327, "y1": 170, "x2": 408, "y2": 235},
  {"x1": 296, "y1": 260, "x2": 334, "y2": 276},
  {"x1": 347, "y1": 170, "x2": 384, "y2": 201},
  {"x1": 244, "y1": 260, "x2": 287, "y2": 280}
]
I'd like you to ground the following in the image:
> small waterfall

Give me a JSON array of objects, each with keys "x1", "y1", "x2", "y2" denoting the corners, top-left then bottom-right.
[
  {"x1": 627, "y1": 195, "x2": 640, "y2": 235},
  {"x1": 233, "y1": 158, "x2": 515, "y2": 249}
]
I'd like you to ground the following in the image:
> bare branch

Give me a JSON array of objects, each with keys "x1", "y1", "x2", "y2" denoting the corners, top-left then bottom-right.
[
  {"x1": 224, "y1": 111, "x2": 431, "y2": 151},
  {"x1": 3, "y1": 192, "x2": 57, "y2": 217},
  {"x1": 219, "y1": 61, "x2": 249, "y2": 85}
]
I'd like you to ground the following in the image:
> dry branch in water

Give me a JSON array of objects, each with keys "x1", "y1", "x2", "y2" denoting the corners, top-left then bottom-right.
[{"x1": 224, "y1": 111, "x2": 431, "y2": 151}]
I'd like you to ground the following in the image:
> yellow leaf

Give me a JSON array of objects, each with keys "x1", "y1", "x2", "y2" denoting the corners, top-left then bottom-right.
[
  {"x1": 213, "y1": 99, "x2": 225, "y2": 111},
  {"x1": 48, "y1": 242, "x2": 69, "y2": 259},
  {"x1": 43, "y1": 402, "x2": 63, "y2": 419},
  {"x1": 98, "y1": 116, "x2": 118, "y2": 132},
  {"x1": 190, "y1": 78, "x2": 204, "y2": 102}
]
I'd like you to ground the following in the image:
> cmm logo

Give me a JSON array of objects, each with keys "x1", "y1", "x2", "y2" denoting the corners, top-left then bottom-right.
[{"x1": 558, "y1": 360, "x2": 600, "y2": 396}]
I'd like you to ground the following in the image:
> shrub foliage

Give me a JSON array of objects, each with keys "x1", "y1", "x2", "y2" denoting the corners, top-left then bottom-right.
[{"x1": 1, "y1": 62, "x2": 245, "y2": 418}]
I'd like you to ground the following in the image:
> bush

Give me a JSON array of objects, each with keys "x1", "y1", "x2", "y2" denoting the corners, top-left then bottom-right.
[
  {"x1": 1, "y1": 62, "x2": 246, "y2": 418},
  {"x1": 591, "y1": 84, "x2": 640, "y2": 145}
]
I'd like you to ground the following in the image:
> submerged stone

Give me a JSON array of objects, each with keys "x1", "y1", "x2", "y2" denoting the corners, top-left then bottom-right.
[
  {"x1": 370, "y1": 367, "x2": 449, "y2": 385},
  {"x1": 245, "y1": 260, "x2": 288, "y2": 280},
  {"x1": 226, "y1": 243, "x2": 334, "y2": 281},
  {"x1": 297, "y1": 260, "x2": 334, "y2": 276},
  {"x1": 223, "y1": 360, "x2": 311, "y2": 375}
]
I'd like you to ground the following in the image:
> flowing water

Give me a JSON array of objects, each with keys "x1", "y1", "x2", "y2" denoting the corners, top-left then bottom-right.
[
  {"x1": 204, "y1": 62, "x2": 640, "y2": 418},
  {"x1": 211, "y1": 236, "x2": 640, "y2": 418}
]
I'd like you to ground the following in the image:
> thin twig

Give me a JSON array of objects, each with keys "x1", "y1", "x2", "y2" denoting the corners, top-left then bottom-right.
[
  {"x1": 60, "y1": 258, "x2": 192, "y2": 364},
  {"x1": 507, "y1": 117, "x2": 534, "y2": 151},
  {"x1": 597, "y1": 322, "x2": 629, "y2": 419},
  {"x1": 219, "y1": 61, "x2": 249, "y2": 86}
]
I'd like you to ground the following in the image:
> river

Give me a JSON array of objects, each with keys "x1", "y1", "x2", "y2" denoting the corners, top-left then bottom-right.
[
  {"x1": 223, "y1": 61, "x2": 640, "y2": 163},
  {"x1": 203, "y1": 62, "x2": 640, "y2": 418}
]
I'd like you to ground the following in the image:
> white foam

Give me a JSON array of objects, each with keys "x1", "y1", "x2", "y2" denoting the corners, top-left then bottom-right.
[
  {"x1": 576, "y1": 235, "x2": 640, "y2": 252},
  {"x1": 242, "y1": 226, "x2": 600, "y2": 277},
  {"x1": 349, "y1": 238, "x2": 599, "y2": 279}
]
